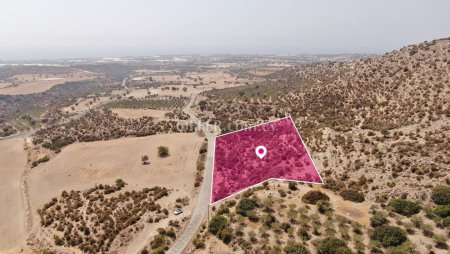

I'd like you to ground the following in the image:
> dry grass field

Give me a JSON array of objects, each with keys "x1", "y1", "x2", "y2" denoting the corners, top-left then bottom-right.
[
  {"x1": 0, "y1": 138, "x2": 27, "y2": 254},
  {"x1": 27, "y1": 133, "x2": 204, "y2": 252},
  {"x1": 0, "y1": 71, "x2": 97, "y2": 95}
]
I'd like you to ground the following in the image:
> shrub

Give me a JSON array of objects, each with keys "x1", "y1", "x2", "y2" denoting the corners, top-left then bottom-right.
[
  {"x1": 288, "y1": 182, "x2": 298, "y2": 190},
  {"x1": 433, "y1": 205, "x2": 450, "y2": 218},
  {"x1": 157, "y1": 146, "x2": 169, "y2": 158},
  {"x1": 193, "y1": 236, "x2": 205, "y2": 249},
  {"x1": 302, "y1": 190, "x2": 330, "y2": 205},
  {"x1": 208, "y1": 215, "x2": 229, "y2": 235},
  {"x1": 371, "y1": 225, "x2": 407, "y2": 247},
  {"x1": 443, "y1": 217, "x2": 450, "y2": 227},
  {"x1": 284, "y1": 241, "x2": 309, "y2": 254},
  {"x1": 340, "y1": 189, "x2": 365, "y2": 203},
  {"x1": 317, "y1": 237, "x2": 352, "y2": 254},
  {"x1": 317, "y1": 200, "x2": 333, "y2": 214},
  {"x1": 236, "y1": 197, "x2": 258, "y2": 216},
  {"x1": 431, "y1": 185, "x2": 450, "y2": 205},
  {"x1": 388, "y1": 199, "x2": 421, "y2": 217},
  {"x1": 371, "y1": 212, "x2": 389, "y2": 227}
]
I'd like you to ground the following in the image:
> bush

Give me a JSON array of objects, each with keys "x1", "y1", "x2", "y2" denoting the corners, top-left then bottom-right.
[
  {"x1": 371, "y1": 225, "x2": 407, "y2": 247},
  {"x1": 388, "y1": 199, "x2": 421, "y2": 217},
  {"x1": 208, "y1": 215, "x2": 229, "y2": 235},
  {"x1": 284, "y1": 241, "x2": 309, "y2": 254},
  {"x1": 317, "y1": 200, "x2": 333, "y2": 214},
  {"x1": 433, "y1": 205, "x2": 450, "y2": 218},
  {"x1": 431, "y1": 185, "x2": 450, "y2": 205},
  {"x1": 301, "y1": 190, "x2": 330, "y2": 205},
  {"x1": 236, "y1": 197, "x2": 258, "y2": 216},
  {"x1": 317, "y1": 237, "x2": 352, "y2": 254},
  {"x1": 371, "y1": 212, "x2": 389, "y2": 227},
  {"x1": 340, "y1": 189, "x2": 365, "y2": 203},
  {"x1": 193, "y1": 236, "x2": 205, "y2": 249},
  {"x1": 288, "y1": 182, "x2": 298, "y2": 190},
  {"x1": 157, "y1": 146, "x2": 169, "y2": 158},
  {"x1": 443, "y1": 217, "x2": 450, "y2": 227}
]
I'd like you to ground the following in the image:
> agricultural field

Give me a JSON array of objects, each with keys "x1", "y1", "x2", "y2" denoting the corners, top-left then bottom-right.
[
  {"x1": 105, "y1": 96, "x2": 190, "y2": 110},
  {"x1": 0, "y1": 70, "x2": 99, "y2": 95},
  {"x1": 27, "y1": 133, "x2": 205, "y2": 253},
  {"x1": 0, "y1": 137, "x2": 27, "y2": 254}
]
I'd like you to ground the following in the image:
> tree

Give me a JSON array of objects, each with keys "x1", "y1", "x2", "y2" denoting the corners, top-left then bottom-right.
[
  {"x1": 317, "y1": 237, "x2": 352, "y2": 254},
  {"x1": 141, "y1": 155, "x2": 149, "y2": 165},
  {"x1": 431, "y1": 185, "x2": 450, "y2": 205},
  {"x1": 340, "y1": 189, "x2": 365, "y2": 203},
  {"x1": 371, "y1": 225, "x2": 407, "y2": 247},
  {"x1": 157, "y1": 146, "x2": 169, "y2": 158},
  {"x1": 208, "y1": 215, "x2": 229, "y2": 235},
  {"x1": 388, "y1": 199, "x2": 421, "y2": 217},
  {"x1": 236, "y1": 197, "x2": 258, "y2": 217},
  {"x1": 302, "y1": 190, "x2": 330, "y2": 205},
  {"x1": 284, "y1": 241, "x2": 309, "y2": 254}
]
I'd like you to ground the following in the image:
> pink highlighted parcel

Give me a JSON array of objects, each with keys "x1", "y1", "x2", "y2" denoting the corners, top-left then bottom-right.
[{"x1": 211, "y1": 116, "x2": 323, "y2": 204}]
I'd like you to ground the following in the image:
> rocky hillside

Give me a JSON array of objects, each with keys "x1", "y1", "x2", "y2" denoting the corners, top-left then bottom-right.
[{"x1": 200, "y1": 38, "x2": 450, "y2": 202}]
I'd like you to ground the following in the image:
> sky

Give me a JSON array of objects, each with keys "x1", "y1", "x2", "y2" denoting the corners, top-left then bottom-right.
[{"x1": 1, "y1": 0, "x2": 449, "y2": 60}]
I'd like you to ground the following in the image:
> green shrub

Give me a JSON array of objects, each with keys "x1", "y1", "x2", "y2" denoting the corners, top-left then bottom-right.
[
  {"x1": 302, "y1": 190, "x2": 330, "y2": 205},
  {"x1": 442, "y1": 217, "x2": 450, "y2": 227},
  {"x1": 317, "y1": 200, "x2": 333, "y2": 214},
  {"x1": 157, "y1": 146, "x2": 169, "y2": 157},
  {"x1": 208, "y1": 215, "x2": 229, "y2": 235},
  {"x1": 193, "y1": 236, "x2": 205, "y2": 249},
  {"x1": 340, "y1": 189, "x2": 365, "y2": 203},
  {"x1": 284, "y1": 241, "x2": 309, "y2": 254},
  {"x1": 371, "y1": 212, "x2": 389, "y2": 227},
  {"x1": 236, "y1": 197, "x2": 258, "y2": 216},
  {"x1": 433, "y1": 205, "x2": 450, "y2": 218},
  {"x1": 431, "y1": 185, "x2": 450, "y2": 205},
  {"x1": 316, "y1": 237, "x2": 352, "y2": 254},
  {"x1": 388, "y1": 199, "x2": 421, "y2": 217},
  {"x1": 371, "y1": 225, "x2": 407, "y2": 247}
]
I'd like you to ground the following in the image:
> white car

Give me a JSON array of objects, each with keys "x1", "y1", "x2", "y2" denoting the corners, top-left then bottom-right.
[{"x1": 174, "y1": 208, "x2": 183, "y2": 215}]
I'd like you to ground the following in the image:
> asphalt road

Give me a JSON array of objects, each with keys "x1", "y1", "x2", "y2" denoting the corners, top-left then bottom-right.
[{"x1": 167, "y1": 93, "x2": 214, "y2": 254}]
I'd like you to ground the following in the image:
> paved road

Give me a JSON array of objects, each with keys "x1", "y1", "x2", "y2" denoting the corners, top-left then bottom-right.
[{"x1": 167, "y1": 93, "x2": 214, "y2": 254}]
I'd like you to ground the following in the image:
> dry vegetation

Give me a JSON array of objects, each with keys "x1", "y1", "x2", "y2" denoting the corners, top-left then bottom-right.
[
  {"x1": 33, "y1": 108, "x2": 193, "y2": 151},
  {"x1": 37, "y1": 179, "x2": 182, "y2": 253},
  {"x1": 199, "y1": 38, "x2": 450, "y2": 202},
  {"x1": 193, "y1": 181, "x2": 449, "y2": 254}
]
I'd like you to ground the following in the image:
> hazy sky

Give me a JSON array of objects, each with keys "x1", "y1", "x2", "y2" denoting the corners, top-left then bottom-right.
[{"x1": 1, "y1": 0, "x2": 449, "y2": 60}]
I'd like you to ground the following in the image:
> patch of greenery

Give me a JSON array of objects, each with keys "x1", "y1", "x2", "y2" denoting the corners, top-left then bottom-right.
[
  {"x1": 284, "y1": 241, "x2": 309, "y2": 254},
  {"x1": 431, "y1": 185, "x2": 450, "y2": 205},
  {"x1": 387, "y1": 199, "x2": 421, "y2": 217},
  {"x1": 301, "y1": 190, "x2": 330, "y2": 205},
  {"x1": 236, "y1": 197, "x2": 258, "y2": 217},
  {"x1": 371, "y1": 225, "x2": 407, "y2": 247},
  {"x1": 316, "y1": 237, "x2": 352, "y2": 254},
  {"x1": 157, "y1": 146, "x2": 169, "y2": 158},
  {"x1": 340, "y1": 189, "x2": 365, "y2": 203},
  {"x1": 208, "y1": 215, "x2": 229, "y2": 235},
  {"x1": 433, "y1": 205, "x2": 450, "y2": 218},
  {"x1": 370, "y1": 212, "x2": 389, "y2": 227}
]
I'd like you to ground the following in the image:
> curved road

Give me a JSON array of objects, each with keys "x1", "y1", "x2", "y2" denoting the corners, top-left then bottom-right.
[{"x1": 167, "y1": 93, "x2": 214, "y2": 254}]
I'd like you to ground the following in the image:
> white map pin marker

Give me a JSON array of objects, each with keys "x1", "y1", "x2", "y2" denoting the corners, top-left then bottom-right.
[{"x1": 255, "y1": 145, "x2": 267, "y2": 159}]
